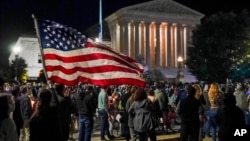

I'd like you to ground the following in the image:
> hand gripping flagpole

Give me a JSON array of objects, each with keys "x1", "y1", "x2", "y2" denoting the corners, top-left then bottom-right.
[{"x1": 32, "y1": 14, "x2": 49, "y2": 81}]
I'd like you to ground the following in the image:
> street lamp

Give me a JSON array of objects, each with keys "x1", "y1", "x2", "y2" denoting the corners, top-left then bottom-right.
[
  {"x1": 176, "y1": 56, "x2": 185, "y2": 83},
  {"x1": 177, "y1": 56, "x2": 183, "y2": 68},
  {"x1": 13, "y1": 46, "x2": 20, "y2": 82}
]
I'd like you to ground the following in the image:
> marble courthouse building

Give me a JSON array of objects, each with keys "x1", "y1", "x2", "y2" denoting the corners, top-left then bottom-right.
[{"x1": 105, "y1": 0, "x2": 204, "y2": 82}]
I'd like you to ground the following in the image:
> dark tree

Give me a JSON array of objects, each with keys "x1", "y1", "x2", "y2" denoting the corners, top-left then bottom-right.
[
  {"x1": 8, "y1": 57, "x2": 28, "y2": 83},
  {"x1": 186, "y1": 10, "x2": 250, "y2": 83}
]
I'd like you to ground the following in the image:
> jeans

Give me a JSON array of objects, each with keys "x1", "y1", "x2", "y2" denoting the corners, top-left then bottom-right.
[
  {"x1": 207, "y1": 109, "x2": 218, "y2": 141},
  {"x1": 78, "y1": 115, "x2": 93, "y2": 141},
  {"x1": 98, "y1": 109, "x2": 111, "y2": 138},
  {"x1": 204, "y1": 110, "x2": 211, "y2": 136}
]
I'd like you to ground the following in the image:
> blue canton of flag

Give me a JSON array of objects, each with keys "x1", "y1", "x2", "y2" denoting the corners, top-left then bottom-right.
[{"x1": 38, "y1": 20, "x2": 87, "y2": 51}]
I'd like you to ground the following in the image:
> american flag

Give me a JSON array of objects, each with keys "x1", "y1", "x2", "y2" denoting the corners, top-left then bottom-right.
[{"x1": 35, "y1": 19, "x2": 146, "y2": 88}]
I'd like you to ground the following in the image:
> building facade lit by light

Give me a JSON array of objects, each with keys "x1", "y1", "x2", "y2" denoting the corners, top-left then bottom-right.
[
  {"x1": 9, "y1": 34, "x2": 42, "y2": 81},
  {"x1": 105, "y1": 0, "x2": 204, "y2": 82}
]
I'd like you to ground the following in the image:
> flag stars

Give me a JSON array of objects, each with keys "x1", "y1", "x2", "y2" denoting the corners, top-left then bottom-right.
[
  {"x1": 39, "y1": 19, "x2": 88, "y2": 50},
  {"x1": 59, "y1": 42, "x2": 63, "y2": 46}
]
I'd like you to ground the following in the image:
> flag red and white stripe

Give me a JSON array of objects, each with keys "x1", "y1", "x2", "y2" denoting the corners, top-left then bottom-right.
[{"x1": 35, "y1": 19, "x2": 146, "y2": 88}]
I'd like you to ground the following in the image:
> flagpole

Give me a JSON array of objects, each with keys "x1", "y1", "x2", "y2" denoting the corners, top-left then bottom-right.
[
  {"x1": 32, "y1": 14, "x2": 49, "y2": 81},
  {"x1": 99, "y1": 0, "x2": 103, "y2": 42}
]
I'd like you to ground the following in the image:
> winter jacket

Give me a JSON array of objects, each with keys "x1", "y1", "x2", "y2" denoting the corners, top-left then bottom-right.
[
  {"x1": 18, "y1": 94, "x2": 32, "y2": 120},
  {"x1": 128, "y1": 99, "x2": 155, "y2": 132}
]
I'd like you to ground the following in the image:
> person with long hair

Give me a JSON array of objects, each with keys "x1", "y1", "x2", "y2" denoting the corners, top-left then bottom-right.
[
  {"x1": 0, "y1": 94, "x2": 18, "y2": 141},
  {"x1": 207, "y1": 82, "x2": 224, "y2": 141},
  {"x1": 192, "y1": 83, "x2": 206, "y2": 141},
  {"x1": 29, "y1": 89, "x2": 63, "y2": 141},
  {"x1": 126, "y1": 86, "x2": 138, "y2": 141},
  {"x1": 128, "y1": 87, "x2": 157, "y2": 141}
]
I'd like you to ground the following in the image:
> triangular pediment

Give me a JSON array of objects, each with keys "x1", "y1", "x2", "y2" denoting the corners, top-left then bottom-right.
[{"x1": 122, "y1": 0, "x2": 204, "y2": 17}]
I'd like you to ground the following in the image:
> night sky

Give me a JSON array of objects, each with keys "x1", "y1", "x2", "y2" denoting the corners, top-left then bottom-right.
[{"x1": 0, "y1": 0, "x2": 250, "y2": 69}]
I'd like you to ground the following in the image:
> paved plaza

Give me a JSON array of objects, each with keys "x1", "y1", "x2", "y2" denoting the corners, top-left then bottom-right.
[{"x1": 69, "y1": 117, "x2": 212, "y2": 141}]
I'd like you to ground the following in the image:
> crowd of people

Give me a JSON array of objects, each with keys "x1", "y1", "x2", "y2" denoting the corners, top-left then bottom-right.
[{"x1": 0, "y1": 80, "x2": 250, "y2": 141}]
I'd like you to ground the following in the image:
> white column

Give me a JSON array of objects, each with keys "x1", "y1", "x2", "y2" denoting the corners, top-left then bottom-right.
[
  {"x1": 128, "y1": 22, "x2": 135, "y2": 58},
  {"x1": 166, "y1": 23, "x2": 171, "y2": 67},
  {"x1": 160, "y1": 23, "x2": 167, "y2": 67},
  {"x1": 177, "y1": 24, "x2": 183, "y2": 58},
  {"x1": 145, "y1": 22, "x2": 151, "y2": 67},
  {"x1": 139, "y1": 21, "x2": 146, "y2": 58},
  {"x1": 134, "y1": 22, "x2": 139, "y2": 59},
  {"x1": 115, "y1": 23, "x2": 121, "y2": 52},
  {"x1": 149, "y1": 22, "x2": 156, "y2": 68},
  {"x1": 155, "y1": 23, "x2": 160, "y2": 67},
  {"x1": 123, "y1": 23, "x2": 129, "y2": 55}
]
